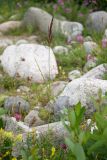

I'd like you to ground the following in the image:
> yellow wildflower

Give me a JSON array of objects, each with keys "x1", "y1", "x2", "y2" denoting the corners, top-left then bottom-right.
[
  {"x1": 50, "y1": 147, "x2": 56, "y2": 157},
  {"x1": 4, "y1": 131, "x2": 13, "y2": 139},
  {"x1": 59, "y1": 66, "x2": 62, "y2": 70},
  {"x1": 12, "y1": 158, "x2": 17, "y2": 160},
  {"x1": 15, "y1": 134, "x2": 22, "y2": 141},
  {"x1": 3, "y1": 151, "x2": 10, "y2": 157}
]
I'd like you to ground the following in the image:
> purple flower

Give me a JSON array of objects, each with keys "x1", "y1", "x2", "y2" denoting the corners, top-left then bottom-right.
[
  {"x1": 102, "y1": 39, "x2": 107, "y2": 48},
  {"x1": 92, "y1": 0, "x2": 97, "y2": 4},
  {"x1": 57, "y1": 0, "x2": 64, "y2": 5},
  {"x1": 53, "y1": 4, "x2": 58, "y2": 11},
  {"x1": 78, "y1": 13, "x2": 84, "y2": 17},
  {"x1": 60, "y1": 143, "x2": 67, "y2": 151},
  {"x1": 14, "y1": 113, "x2": 22, "y2": 121},
  {"x1": 76, "y1": 34, "x2": 84, "y2": 43},
  {"x1": 64, "y1": 8, "x2": 71, "y2": 13},
  {"x1": 86, "y1": 54, "x2": 93, "y2": 61},
  {"x1": 83, "y1": 0, "x2": 89, "y2": 6}
]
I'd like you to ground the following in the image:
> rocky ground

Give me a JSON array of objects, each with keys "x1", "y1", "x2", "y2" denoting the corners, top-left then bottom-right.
[{"x1": 0, "y1": 3, "x2": 107, "y2": 158}]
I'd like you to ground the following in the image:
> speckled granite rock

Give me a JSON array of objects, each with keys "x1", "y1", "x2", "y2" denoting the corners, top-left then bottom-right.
[{"x1": 54, "y1": 64, "x2": 107, "y2": 115}]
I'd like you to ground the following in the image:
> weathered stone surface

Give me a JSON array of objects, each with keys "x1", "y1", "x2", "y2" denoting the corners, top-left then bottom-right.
[
  {"x1": 83, "y1": 41, "x2": 98, "y2": 54},
  {"x1": 24, "y1": 110, "x2": 45, "y2": 127},
  {"x1": 54, "y1": 64, "x2": 107, "y2": 115},
  {"x1": 84, "y1": 36, "x2": 93, "y2": 42},
  {"x1": 28, "y1": 35, "x2": 39, "y2": 43},
  {"x1": 0, "y1": 21, "x2": 21, "y2": 33},
  {"x1": 17, "y1": 86, "x2": 30, "y2": 93},
  {"x1": 60, "y1": 20, "x2": 83, "y2": 38},
  {"x1": 82, "y1": 64, "x2": 107, "y2": 79},
  {"x1": 0, "y1": 38, "x2": 13, "y2": 48},
  {"x1": 22, "y1": 7, "x2": 83, "y2": 38},
  {"x1": 23, "y1": 7, "x2": 60, "y2": 34},
  {"x1": 53, "y1": 46, "x2": 68, "y2": 55},
  {"x1": 54, "y1": 96, "x2": 70, "y2": 115},
  {"x1": 16, "y1": 39, "x2": 28, "y2": 45},
  {"x1": 54, "y1": 78, "x2": 107, "y2": 115},
  {"x1": 4, "y1": 96, "x2": 30, "y2": 113},
  {"x1": 68, "y1": 70, "x2": 81, "y2": 81},
  {"x1": 83, "y1": 59, "x2": 97, "y2": 71},
  {"x1": 3, "y1": 115, "x2": 67, "y2": 138},
  {"x1": 87, "y1": 11, "x2": 107, "y2": 32},
  {"x1": 103, "y1": 29, "x2": 107, "y2": 38},
  {"x1": 0, "y1": 44, "x2": 58, "y2": 83},
  {"x1": 51, "y1": 81, "x2": 68, "y2": 96}
]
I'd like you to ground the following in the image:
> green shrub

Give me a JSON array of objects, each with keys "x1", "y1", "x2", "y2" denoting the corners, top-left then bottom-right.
[
  {"x1": 62, "y1": 92, "x2": 107, "y2": 160},
  {"x1": 0, "y1": 76, "x2": 22, "y2": 90}
]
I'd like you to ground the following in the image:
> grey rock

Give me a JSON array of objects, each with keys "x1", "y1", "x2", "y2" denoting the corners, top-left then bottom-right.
[
  {"x1": 82, "y1": 64, "x2": 107, "y2": 79},
  {"x1": 54, "y1": 64, "x2": 107, "y2": 115},
  {"x1": 68, "y1": 70, "x2": 81, "y2": 81},
  {"x1": 16, "y1": 39, "x2": 28, "y2": 45},
  {"x1": 22, "y1": 7, "x2": 83, "y2": 38},
  {"x1": 83, "y1": 41, "x2": 98, "y2": 54},
  {"x1": 51, "y1": 81, "x2": 68, "y2": 97},
  {"x1": 53, "y1": 46, "x2": 68, "y2": 55},
  {"x1": 84, "y1": 59, "x2": 97, "y2": 71},
  {"x1": 84, "y1": 36, "x2": 93, "y2": 42},
  {"x1": 0, "y1": 21, "x2": 21, "y2": 33},
  {"x1": 45, "y1": 101, "x2": 54, "y2": 113},
  {"x1": 28, "y1": 35, "x2": 38, "y2": 43},
  {"x1": 87, "y1": 11, "x2": 107, "y2": 32},
  {"x1": 24, "y1": 110, "x2": 45, "y2": 127},
  {"x1": 17, "y1": 86, "x2": 30, "y2": 92},
  {"x1": 60, "y1": 20, "x2": 83, "y2": 38},
  {"x1": 0, "y1": 38, "x2": 13, "y2": 48},
  {"x1": 23, "y1": 7, "x2": 60, "y2": 35},
  {"x1": 103, "y1": 29, "x2": 107, "y2": 38},
  {"x1": 4, "y1": 96, "x2": 30, "y2": 113},
  {"x1": 54, "y1": 96, "x2": 70, "y2": 116}
]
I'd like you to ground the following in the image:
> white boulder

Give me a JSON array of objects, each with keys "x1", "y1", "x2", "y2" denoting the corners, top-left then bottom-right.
[
  {"x1": 68, "y1": 70, "x2": 81, "y2": 81},
  {"x1": 0, "y1": 44, "x2": 58, "y2": 83},
  {"x1": 54, "y1": 64, "x2": 107, "y2": 115},
  {"x1": 83, "y1": 41, "x2": 98, "y2": 54},
  {"x1": 53, "y1": 46, "x2": 68, "y2": 55}
]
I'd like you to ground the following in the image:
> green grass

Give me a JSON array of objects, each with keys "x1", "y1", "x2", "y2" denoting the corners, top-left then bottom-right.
[
  {"x1": 56, "y1": 45, "x2": 86, "y2": 74},
  {"x1": 97, "y1": 48, "x2": 107, "y2": 65}
]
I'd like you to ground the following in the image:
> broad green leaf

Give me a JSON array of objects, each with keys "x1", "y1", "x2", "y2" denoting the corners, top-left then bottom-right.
[
  {"x1": 65, "y1": 137, "x2": 74, "y2": 152},
  {"x1": 88, "y1": 140, "x2": 105, "y2": 155},
  {"x1": 68, "y1": 109, "x2": 76, "y2": 128},
  {"x1": 73, "y1": 143, "x2": 86, "y2": 160}
]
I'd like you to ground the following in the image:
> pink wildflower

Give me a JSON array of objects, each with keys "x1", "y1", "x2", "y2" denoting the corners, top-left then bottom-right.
[
  {"x1": 53, "y1": 4, "x2": 58, "y2": 11},
  {"x1": 78, "y1": 13, "x2": 84, "y2": 17},
  {"x1": 64, "y1": 8, "x2": 71, "y2": 13},
  {"x1": 76, "y1": 34, "x2": 84, "y2": 43},
  {"x1": 14, "y1": 113, "x2": 22, "y2": 121},
  {"x1": 57, "y1": 0, "x2": 64, "y2": 5},
  {"x1": 102, "y1": 39, "x2": 107, "y2": 48},
  {"x1": 86, "y1": 54, "x2": 93, "y2": 61},
  {"x1": 60, "y1": 143, "x2": 67, "y2": 151}
]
